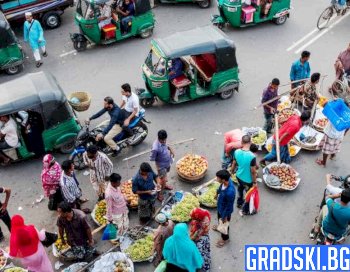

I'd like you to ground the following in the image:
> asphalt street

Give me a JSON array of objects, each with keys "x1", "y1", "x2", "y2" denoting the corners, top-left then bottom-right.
[{"x1": 0, "y1": 0, "x2": 350, "y2": 271}]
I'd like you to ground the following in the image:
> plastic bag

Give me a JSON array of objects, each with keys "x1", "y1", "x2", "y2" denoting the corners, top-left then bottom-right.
[
  {"x1": 155, "y1": 260, "x2": 167, "y2": 272},
  {"x1": 102, "y1": 223, "x2": 117, "y2": 241}
]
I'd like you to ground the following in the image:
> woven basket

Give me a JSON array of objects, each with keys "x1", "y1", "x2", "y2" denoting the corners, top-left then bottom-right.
[
  {"x1": 176, "y1": 155, "x2": 208, "y2": 183},
  {"x1": 68, "y1": 91, "x2": 91, "y2": 112}
]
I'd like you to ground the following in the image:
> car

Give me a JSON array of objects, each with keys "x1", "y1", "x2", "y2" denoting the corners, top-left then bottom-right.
[{"x1": 0, "y1": 0, "x2": 74, "y2": 29}]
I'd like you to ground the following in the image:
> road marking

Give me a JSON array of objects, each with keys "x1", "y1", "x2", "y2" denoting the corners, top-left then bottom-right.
[
  {"x1": 60, "y1": 50, "x2": 77, "y2": 57},
  {"x1": 294, "y1": 12, "x2": 350, "y2": 54},
  {"x1": 286, "y1": 28, "x2": 318, "y2": 51}
]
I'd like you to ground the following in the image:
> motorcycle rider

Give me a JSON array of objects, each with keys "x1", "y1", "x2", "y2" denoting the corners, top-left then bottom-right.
[
  {"x1": 310, "y1": 174, "x2": 350, "y2": 240},
  {"x1": 86, "y1": 97, "x2": 126, "y2": 157},
  {"x1": 119, "y1": 83, "x2": 140, "y2": 127}
]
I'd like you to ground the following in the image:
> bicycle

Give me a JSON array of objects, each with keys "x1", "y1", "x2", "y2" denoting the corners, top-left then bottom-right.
[{"x1": 317, "y1": 0, "x2": 350, "y2": 30}]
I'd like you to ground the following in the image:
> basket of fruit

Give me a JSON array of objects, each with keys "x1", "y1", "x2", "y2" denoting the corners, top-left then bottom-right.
[
  {"x1": 278, "y1": 108, "x2": 301, "y2": 125},
  {"x1": 265, "y1": 136, "x2": 301, "y2": 157},
  {"x1": 277, "y1": 96, "x2": 292, "y2": 112},
  {"x1": 91, "y1": 252, "x2": 134, "y2": 272},
  {"x1": 318, "y1": 95, "x2": 328, "y2": 108},
  {"x1": 123, "y1": 234, "x2": 154, "y2": 263},
  {"x1": 312, "y1": 106, "x2": 329, "y2": 132},
  {"x1": 92, "y1": 200, "x2": 107, "y2": 226},
  {"x1": 4, "y1": 268, "x2": 27, "y2": 272},
  {"x1": 52, "y1": 233, "x2": 70, "y2": 258},
  {"x1": 193, "y1": 179, "x2": 220, "y2": 208},
  {"x1": 121, "y1": 180, "x2": 138, "y2": 209},
  {"x1": 263, "y1": 163, "x2": 301, "y2": 191},
  {"x1": 176, "y1": 154, "x2": 208, "y2": 182},
  {"x1": 170, "y1": 193, "x2": 200, "y2": 222},
  {"x1": 294, "y1": 126, "x2": 324, "y2": 151},
  {"x1": 250, "y1": 130, "x2": 267, "y2": 149}
]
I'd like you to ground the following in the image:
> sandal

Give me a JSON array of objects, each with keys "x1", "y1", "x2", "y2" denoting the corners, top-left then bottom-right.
[
  {"x1": 216, "y1": 240, "x2": 226, "y2": 248},
  {"x1": 316, "y1": 159, "x2": 325, "y2": 167},
  {"x1": 212, "y1": 225, "x2": 218, "y2": 232}
]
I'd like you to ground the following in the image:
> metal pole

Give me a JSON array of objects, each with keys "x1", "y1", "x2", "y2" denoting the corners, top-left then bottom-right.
[{"x1": 275, "y1": 114, "x2": 281, "y2": 165}]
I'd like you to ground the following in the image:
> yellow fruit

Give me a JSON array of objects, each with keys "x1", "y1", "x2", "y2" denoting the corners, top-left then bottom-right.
[{"x1": 177, "y1": 154, "x2": 208, "y2": 177}]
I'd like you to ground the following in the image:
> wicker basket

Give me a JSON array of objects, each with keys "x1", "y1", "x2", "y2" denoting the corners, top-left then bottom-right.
[
  {"x1": 67, "y1": 91, "x2": 91, "y2": 112},
  {"x1": 176, "y1": 155, "x2": 208, "y2": 183}
]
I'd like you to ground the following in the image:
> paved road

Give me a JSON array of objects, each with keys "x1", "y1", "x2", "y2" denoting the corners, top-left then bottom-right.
[{"x1": 1, "y1": 0, "x2": 350, "y2": 271}]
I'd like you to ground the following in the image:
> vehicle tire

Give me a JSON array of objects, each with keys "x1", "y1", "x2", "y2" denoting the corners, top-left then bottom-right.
[
  {"x1": 129, "y1": 123, "x2": 148, "y2": 146},
  {"x1": 73, "y1": 40, "x2": 87, "y2": 52},
  {"x1": 59, "y1": 139, "x2": 76, "y2": 154},
  {"x1": 198, "y1": 0, "x2": 210, "y2": 8},
  {"x1": 214, "y1": 22, "x2": 224, "y2": 30},
  {"x1": 5, "y1": 64, "x2": 22, "y2": 75},
  {"x1": 140, "y1": 98, "x2": 155, "y2": 108},
  {"x1": 140, "y1": 29, "x2": 153, "y2": 39},
  {"x1": 69, "y1": 152, "x2": 86, "y2": 170},
  {"x1": 42, "y1": 12, "x2": 61, "y2": 29},
  {"x1": 274, "y1": 14, "x2": 287, "y2": 25},
  {"x1": 219, "y1": 89, "x2": 234, "y2": 100},
  {"x1": 317, "y1": 7, "x2": 334, "y2": 30}
]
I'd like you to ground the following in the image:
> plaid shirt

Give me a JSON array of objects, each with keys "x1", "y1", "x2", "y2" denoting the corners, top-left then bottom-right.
[
  {"x1": 83, "y1": 151, "x2": 113, "y2": 184},
  {"x1": 60, "y1": 172, "x2": 82, "y2": 203}
]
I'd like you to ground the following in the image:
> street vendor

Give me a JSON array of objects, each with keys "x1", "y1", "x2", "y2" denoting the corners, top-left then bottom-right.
[
  {"x1": 132, "y1": 162, "x2": 161, "y2": 223},
  {"x1": 334, "y1": 43, "x2": 350, "y2": 81},
  {"x1": 301, "y1": 73, "x2": 321, "y2": 110},
  {"x1": 261, "y1": 78, "x2": 280, "y2": 134},
  {"x1": 260, "y1": 111, "x2": 311, "y2": 166},
  {"x1": 57, "y1": 202, "x2": 97, "y2": 261}
]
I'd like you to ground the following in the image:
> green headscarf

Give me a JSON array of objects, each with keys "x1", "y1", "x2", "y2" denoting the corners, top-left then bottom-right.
[{"x1": 163, "y1": 223, "x2": 203, "y2": 272}]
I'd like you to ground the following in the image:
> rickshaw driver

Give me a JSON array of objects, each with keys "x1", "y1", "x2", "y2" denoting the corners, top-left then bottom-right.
[
  {"x1": 0, "y1": 115, "x2": 19, "y2": 165},
  {"x1": 168, "y1": 58, "x2": 184, "y2": 80},
  {"x1": 115, "y1": 0, "x2": 135, "y2": 34},
  {"x1": 86, "y1": 97, "x2": 126, "y2": 157},
  {"x1": 98, "y1": 1, "x2": 112, "y2": 29}
]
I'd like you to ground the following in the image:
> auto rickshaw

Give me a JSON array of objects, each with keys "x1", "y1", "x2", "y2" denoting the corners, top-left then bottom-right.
[
  {"x1": 0, "y1": 72, "x2": 81, "y2": 163},
  {"x1": 157, "y1": 0, "x2": 211, "y2": 9},
  {"x1": 0, "y1": 11, "x2": 24, "y2": 75},
  {"x1": 70, "y1": 0, "x2": 155, "y2": 51},
  {"x1": 138, "y1": 26, "x2": 239, "y2": 107},
  {"x1": 212, "y1": 0, "x2": 291, "y2": 29}
]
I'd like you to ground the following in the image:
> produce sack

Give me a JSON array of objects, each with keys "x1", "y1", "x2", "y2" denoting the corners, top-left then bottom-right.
[
  {"x1": 102, "y1": 223, "x2": 117, "y2": 241},
  {"x1": 224, "y1": 129, "x2": 243, "y2": 153}
]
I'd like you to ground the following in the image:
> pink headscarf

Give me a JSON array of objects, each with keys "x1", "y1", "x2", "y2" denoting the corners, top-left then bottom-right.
[{"x1": 41, "y1": 154, "x2": 62, "y2": 197}]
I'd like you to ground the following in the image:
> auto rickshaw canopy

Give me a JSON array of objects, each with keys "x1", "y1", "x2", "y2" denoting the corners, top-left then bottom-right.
[
  {"x1": 154, "y1": 26, "x2": 237, "y2": 72},
  {"x1": 92, "y1": 0, "x2": 151, "y2": 15},
  {"x1": 0, "y1": 11, "x2": 18, "y2": 49},
  {"x1": 0, "y1": 72, "x2": 73, "y2": 128}
]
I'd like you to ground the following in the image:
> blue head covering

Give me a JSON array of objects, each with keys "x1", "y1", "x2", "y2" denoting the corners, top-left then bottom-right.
[{"x1": 163, "y1": 223, "x2": 203, "y2": 272}]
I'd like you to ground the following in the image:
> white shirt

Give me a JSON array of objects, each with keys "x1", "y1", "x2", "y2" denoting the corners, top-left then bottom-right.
[
  {"x1": 122, "y1": 92, "x2": 140, "y2": 116},
  {"x1": 0, "y1": 118, "x2": 19, "y2": 147},
  {"x1": 326, "y1": 184, "x2": 350, "y2": 207},
  {"x1": 324, "y1": 122, "x2": 345, "y2": 140}
]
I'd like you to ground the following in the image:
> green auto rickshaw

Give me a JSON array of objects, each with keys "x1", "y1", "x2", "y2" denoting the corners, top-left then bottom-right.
[
  {"x1": 212, "y1": 0, "x2": 291, "y2": 29},
  {"x1": 0, "y1": 11, "x2": 24, "y2": 75},
  {"x1": 138, "y1": 26, "x2": 239, "y2": 107},
  {"x1": 0, "y1": 72, "x2": 81, "y2": 163},
  {"x1": 157, "y1": 0, "x2": 211, "y2": 9},
  {"x1": 70, "y1": 0, "x2": 155, "y2": 51}
]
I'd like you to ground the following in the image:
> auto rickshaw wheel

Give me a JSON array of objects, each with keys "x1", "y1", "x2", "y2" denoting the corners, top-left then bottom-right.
[
  {"x1": 214, "y1": 22, "x2": 224, "y2": 30},
  {"x1": 73, "y1": 40, "x2": 87, "y2": 52},
  {"x1": 274, "y1": 15, "x2": 287, "y2": 25},
  {"x1": 219, "y1": 89, "x2": 234, "y2": 100},
  {"x1": 140, "y1": 29, "x2": 153, "y2": 39},
  {"x1": 140, "y1": 98, "x2": 155, "y2": 108},
  {"x1": 60, "y1": 139, "x2": 76, "y2": 154},
  {"x1": 197, "y1": 0, "x2": 210, "y2": 8},
  {"x1": 5, "y1": 65, "x2": 22, "y2": 75},
  {"x1": 42, "y1": 12, "x2": 61, "y2": 29}
]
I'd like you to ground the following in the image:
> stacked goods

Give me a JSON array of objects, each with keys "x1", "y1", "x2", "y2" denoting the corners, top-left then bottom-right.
[
  {"x1": 177, "y1": 154, "x2": 208, "y2": 180},
  {"x1": 289, "y1": 145, "x2": 297, "y2": 157},
  {"x1": 121, "y1": 180, "x2": 138, "y2": 208},
  {"x1": 251, "y1": 130, "x2": 267, "y2": 146},
  {"x1": 93, "y1": 200, "x2": 107, "y2": 226},
  {"x1": 315, "y1": 118, "x2": 328, "y2": 128},
  {"x1": 0, "y1": 250, "x2": 7, "y2": 269},
  {"x1": 114, "y1": 260, "x2": 132, "y2": 272},
  {"x1": 54, "y1": 233, "x2": 69, "y2": 253},
  {"x1": 269, "y1": 165, "x2": 298, "y2": 190},
  {"x1": 278, "y1": 108, "x2": 299, "y2": 124},
  {"x1": 171, "y1": 194, "x2": 200, "y2": 222},
  {"x1": 318, "y1": 96, "x2": 328, "y2": 107},
  {"x1": 198, "y1": 182, "x2": 220, "y2": 207},
  {"x1": 124, "y1": 234, "x2": 154, "y2": 262},
  {"x1": 277, "y1": 101, "x2": 291, "y2": 111}
]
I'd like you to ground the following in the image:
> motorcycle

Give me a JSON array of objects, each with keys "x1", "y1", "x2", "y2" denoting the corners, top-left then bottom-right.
[
  {"x1": 69, "y1": 108, "x2": 149, "y2": 169},
  {"x1": 311, "y1": 174, "x2": 350, "y2": 245}
]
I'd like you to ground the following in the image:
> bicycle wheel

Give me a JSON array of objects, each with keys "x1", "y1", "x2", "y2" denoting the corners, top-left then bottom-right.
[{"x1": 317, "y1": 6, "x2": 334, "y2": 30}]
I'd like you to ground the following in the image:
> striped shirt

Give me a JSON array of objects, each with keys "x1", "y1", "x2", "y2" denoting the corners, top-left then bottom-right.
[
  {"x1": 60, "y1": 172, "x2": 82, "y2": 203},
  {"x1": 83, "y1": 151, "x2": 113, "y2": 184}
]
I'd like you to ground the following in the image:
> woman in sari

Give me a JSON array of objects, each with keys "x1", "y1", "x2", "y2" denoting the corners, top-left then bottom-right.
[
  {"x1": 41, "y1": 154, "x2": 62, "y2": 210},
  {"x1": 9, "y1": 215, "x2": 53, "y2": 272},
  {"x1": 190, "y1": 208, "x2": 211, "y2": 272},
  {"x1": 163, "y1": 223, "x2": 203, "y2": 272}
]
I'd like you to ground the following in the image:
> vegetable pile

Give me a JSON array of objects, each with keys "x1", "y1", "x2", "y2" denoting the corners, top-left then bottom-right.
[{"x1": 171, "y1": 194, "x2": 200, "y2": 222}]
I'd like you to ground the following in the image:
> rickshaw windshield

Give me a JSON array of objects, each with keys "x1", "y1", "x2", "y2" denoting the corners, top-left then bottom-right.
[
  {"x1": 145, "y1": 50, "x2": 166, "y2": 76},
  {"x1": 0, "y1": 22, "x2": 17, "y2": 49},
  {"x1": 77, "y1": 0, "x2": 92, "y2": 19}
]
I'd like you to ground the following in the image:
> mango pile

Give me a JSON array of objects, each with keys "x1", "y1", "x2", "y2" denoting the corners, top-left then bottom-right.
[
  {"x1": 177, "y1": 154, "x2": 208, "y2": 177},
  {"x1": 95, "y1": 200, "x2": 107, "y2": 225},
  {"x1": 54, "y1": 233, "x2": 70, "y2": 253},
  {"x1": 121, "y1": 180, "x2": 138, "y2": 207}
]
